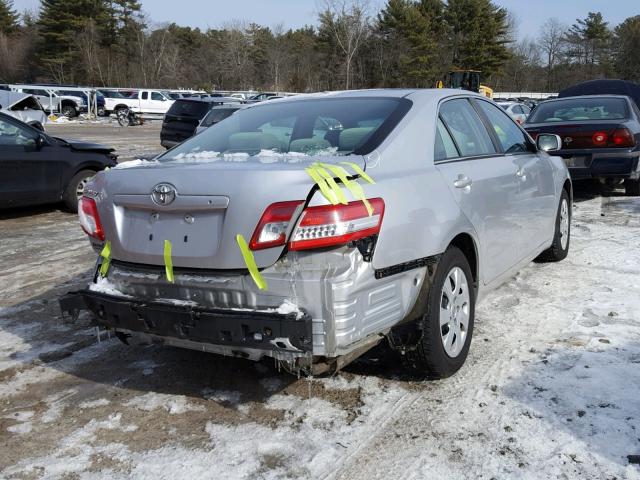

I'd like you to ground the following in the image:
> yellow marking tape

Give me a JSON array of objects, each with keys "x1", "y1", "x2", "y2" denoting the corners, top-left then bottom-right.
[
  {"x1": 340, "y1": 161, "x2": 375, "y2": 184},
  {"x1": 164, "y1": 240, "x2": 174, "y2": 283},
  {"x1": 99, "y1": 240, "x2": 111, "y2": 277},
  {"x1": 305, "y1": 166, "x2": 339, "y2": 205},
  {"x1": 236, "y1": 234, "x2": 268, "y2": 290},
  {"x1": 313, "y1": 165, "x2": 348, "y2": 205},
  {"x1": 316, "y1": 162, "x2": 373, "y2": 216}
]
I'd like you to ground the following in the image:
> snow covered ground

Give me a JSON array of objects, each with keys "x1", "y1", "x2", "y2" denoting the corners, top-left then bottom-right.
[{"x1": 0, "y1": 185, "x2": 639, "y2": 479}]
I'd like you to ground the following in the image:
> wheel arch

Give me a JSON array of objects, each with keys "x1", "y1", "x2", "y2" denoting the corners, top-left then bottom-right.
[{"x1": 448, "y1": 232, "x2": 479, "y2": 289}]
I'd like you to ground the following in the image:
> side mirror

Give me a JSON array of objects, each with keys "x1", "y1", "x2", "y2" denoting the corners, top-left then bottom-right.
[
  {"x1": 536, "y1": 133, "x2": 562, "y2": 152},
  {"x1": 36, "y1": 134, "x2": 47, "y2": 149}
]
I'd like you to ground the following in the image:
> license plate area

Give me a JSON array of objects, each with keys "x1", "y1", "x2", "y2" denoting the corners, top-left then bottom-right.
[{"x1": 562, "y1": 155, "x2": 590, "y2": 168}]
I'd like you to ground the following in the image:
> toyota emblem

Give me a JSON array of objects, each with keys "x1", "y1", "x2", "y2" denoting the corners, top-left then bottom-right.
[{"x1": 151, "y1": 183, "x2": 176, "y2": 206}]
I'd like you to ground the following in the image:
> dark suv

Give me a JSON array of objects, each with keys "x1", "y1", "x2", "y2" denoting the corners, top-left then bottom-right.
[{"x1": 160, "y1": 98, "x2": 241, "y2": 149}]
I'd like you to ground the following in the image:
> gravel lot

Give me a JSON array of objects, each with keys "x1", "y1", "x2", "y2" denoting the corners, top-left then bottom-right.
[{"x1": 0, "y1": 123, "x2": 639, "y2": 479}]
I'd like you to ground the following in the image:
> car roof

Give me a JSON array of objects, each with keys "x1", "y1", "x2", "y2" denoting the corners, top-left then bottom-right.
[{"x1": 260, "y1": 88, "x2": 485, "y2": 103}]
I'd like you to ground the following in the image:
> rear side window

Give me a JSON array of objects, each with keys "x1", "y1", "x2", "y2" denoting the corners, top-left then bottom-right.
[
  {"x1": 476, "y1": 100, "x2": 529, "y2": 154},
  {"x1": 528, "y1": 97, "x2": 629, "y2": 122},
  {"x1": 434, "y1": 119, "x2": 459, "y2": 161},
  {"x1": 167, "y1": 100, "x2": 210, "y2": 118},
  {"x1": 141, "y1": 91, "x2": 148, "y2": 100},
  {"x1": 202, "y1": 108, "x2": 237, "y2": 127},
  {"x1": 439, "y1": 99, "x2": 496, "y2": 157}
]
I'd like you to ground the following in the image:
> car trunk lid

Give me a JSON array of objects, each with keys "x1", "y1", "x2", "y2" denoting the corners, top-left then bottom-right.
[
  {"x1": 525, "y1": 121, "x2": 631, "y2": 149},
  {"x1": 93, "y1": 155, "x2": 367, "y2": 270}
]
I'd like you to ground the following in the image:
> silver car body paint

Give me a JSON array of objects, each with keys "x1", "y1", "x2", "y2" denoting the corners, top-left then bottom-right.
[{"x1": 83, "y1": 89, "x2": 570, "y2": 362}]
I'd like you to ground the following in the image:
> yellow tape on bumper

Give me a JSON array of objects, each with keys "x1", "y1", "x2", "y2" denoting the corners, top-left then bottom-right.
[
  {"x1": 99, "y1": 240, "x2": 111, "y2": 277},
  {"x1": 236, "y1": 234, "x2": 268, "y2": 290},
  {"x1": 164, "y1": 240, "x2": 174, "y2": 283}
]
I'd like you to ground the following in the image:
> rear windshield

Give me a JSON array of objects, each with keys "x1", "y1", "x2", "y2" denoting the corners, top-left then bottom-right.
[
  {"x1": 161, "y1": 97, "x2": 411, "y2": 160},
  {"x1": 166, "y1": 100, "x2": 211, "y2": 118},
  {"x1": 528, "y1": 97, "x2": 628, "y2": 123},
  {"x1": 201, "y1": 108, "x2": 239, "y2": 127}
]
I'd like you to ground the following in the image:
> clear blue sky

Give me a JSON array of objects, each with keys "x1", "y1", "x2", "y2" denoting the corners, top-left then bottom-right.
[{"x1": 12, "y1": 0, "x2": 639, "y2": 40}]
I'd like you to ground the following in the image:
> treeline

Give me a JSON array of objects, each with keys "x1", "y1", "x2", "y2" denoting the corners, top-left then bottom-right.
[{"x1": 0, "y1": 0, "x2": 639, "y2": 92}]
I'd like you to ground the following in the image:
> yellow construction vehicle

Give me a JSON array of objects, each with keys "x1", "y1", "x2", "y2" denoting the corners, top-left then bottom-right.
[{"x1": 440, "y1": 70, "x2": 493, "y2": 99}]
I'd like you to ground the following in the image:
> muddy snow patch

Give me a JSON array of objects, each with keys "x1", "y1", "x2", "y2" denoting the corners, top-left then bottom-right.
[{"x1": 124, "y1": 392, "x2": 205, "y2": 414}]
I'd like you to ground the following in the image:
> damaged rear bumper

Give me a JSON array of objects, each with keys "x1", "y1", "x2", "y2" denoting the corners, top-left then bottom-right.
[{"x1": 60, "y1": 290, "x2": 313, "y2": 355}]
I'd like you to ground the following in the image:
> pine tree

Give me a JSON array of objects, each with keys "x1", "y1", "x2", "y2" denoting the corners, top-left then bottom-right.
[
  {"x1": 444, "y1": 0, "x2": 511, "y2": 77},
  {"x1": 565, "y1": 12, "x2": 611, "y2": 68},
  {"x1": 37, "y1": 0, "x2": 111, "y2": 78},
  {"x1": 613, "y1": 16, "x2": 640, "y2": 82},
  {"x1": 0, "y1": 0, "x2": 19, "y2": 33},
  {"x1": 377, "y1": 0, "x2": 442, "y2": 87}
]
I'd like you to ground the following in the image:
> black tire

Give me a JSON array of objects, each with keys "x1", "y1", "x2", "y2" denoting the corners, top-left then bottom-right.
[
  {"x1": 402, "y1": 246, "x2": 475, "y2": 379},
  {"x1": 536, "y1": 189, "x2": 570, "y2": 262},
  {"x1": 116, "y1": 107, "x2": 130, "y2": 126},
  {"x1": 61, "y1": 105, "x2": 77, "y2": 118},
  {"x1": 624, "y1": 179, "x2": 640, "y2": 196},
  {"x1": 97, "y1": 106, "x2": 106, "y2": 117},
  {"x1": 62, "y1": 169, "x2": 96, "y2": 212}
]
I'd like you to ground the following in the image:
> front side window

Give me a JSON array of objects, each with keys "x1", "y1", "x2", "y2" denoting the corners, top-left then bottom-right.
[
  {"x1": 439, "y1": 99, "x2": 496, "y2": 157},
  {"x1": 151, "y1": 92, "x2": 165, "y2": 101},
  {"x1": 477, "y1": 100, "x2": 530, "y2": 154},
  {"x1": 0, "y1": 117, "x2": 36, "y2": 146},
  {"x1": 161, "y1": 97, "x2": 411, "y2": 160}
]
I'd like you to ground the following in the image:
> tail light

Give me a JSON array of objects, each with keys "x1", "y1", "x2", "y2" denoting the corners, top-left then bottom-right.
[
  {"x1": 78, "y1": 197, "x2": 105, "y2": 240},
  {"x1": 250, "y1": 201, "x2": 304, "y2": 250},
  {"x1": 592, "y1": 131, "x2": 608, "y2": 146},
  {"x1": 612, "y1": 128, "x2": 635, "y2": 147},
  {"x1": 289, "y1": 198, "x2": 385, "y2": 251}
]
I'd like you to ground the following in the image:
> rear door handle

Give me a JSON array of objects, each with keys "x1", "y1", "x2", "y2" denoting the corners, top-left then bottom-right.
[{"x1": 454, "y1": 175, "x2": 473, "y2": 189}]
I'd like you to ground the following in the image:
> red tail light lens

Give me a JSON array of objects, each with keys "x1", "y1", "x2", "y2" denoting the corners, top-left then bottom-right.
[
  {"x1": 250, "y1": 201, "x2": 304, "y2": 250},
  {"x1": 289, "y1": 198, "x2": 385, "y2": 251},
  {"x1": 612, "y1": 128, "x2": 635, "y2": 147},
  {"x1": 78, "y1": 197, "x2": 105, "y2": 240},
  {"x1": 592, "y1": 131, "x2": 608, "y2": 146}
]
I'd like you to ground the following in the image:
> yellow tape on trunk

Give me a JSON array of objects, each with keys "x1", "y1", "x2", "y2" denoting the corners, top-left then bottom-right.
[
  {"x1": 236, "y1": 234, "x2": 268, "y2": 290},
  {"x1": 305, "y1": 166, "x2": 339, "y2": 205},
  {"x1": 316, "y1": 162, "x2": 373, "y2": 216},
  {"x1": 313, "y1": 165, "x2": 348, "y2": 205},
  {"x1": 340, "y1": 161, "x2": 375, "y2": 184},
  {"x1": 99, "y1": 240, "x2": 111, "y2": 277},
  {"x1": 164, "y1": 240, "x2": 174, "y2": 283}
]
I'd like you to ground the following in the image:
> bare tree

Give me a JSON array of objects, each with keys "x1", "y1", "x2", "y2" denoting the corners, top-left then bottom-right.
[
  {"x1": 538, "y1": 18, "x2": 566, "y2": 90},
  {"x1": 320, "y1": 0, "x2": 370, "y2": 89},
  {"x1": 265, "y1": 23, "x2": 290, "y2": 91}
]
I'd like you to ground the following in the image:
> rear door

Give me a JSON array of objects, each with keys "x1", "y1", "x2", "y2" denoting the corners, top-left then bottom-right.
[
  {"x1": 435, "y1": 97, "x2": 521, "y2": 284},
  {"x1": 475, "y1": 99, "x2": 557, "y2": 258}
]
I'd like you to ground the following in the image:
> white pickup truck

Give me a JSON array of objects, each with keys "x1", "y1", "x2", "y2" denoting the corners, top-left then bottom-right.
[{"x1": 103, "y1": 89, "x2": 174, "y2": 116}]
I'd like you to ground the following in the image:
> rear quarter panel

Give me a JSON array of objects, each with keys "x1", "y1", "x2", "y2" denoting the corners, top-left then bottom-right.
[{"x1": 344, "y1": 93, "x2": 479, "y2": 271}]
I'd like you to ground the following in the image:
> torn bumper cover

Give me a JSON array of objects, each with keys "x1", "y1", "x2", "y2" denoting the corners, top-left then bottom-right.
[{"x1": 59, "y1": 290, "x2": 313, "y2": 353}]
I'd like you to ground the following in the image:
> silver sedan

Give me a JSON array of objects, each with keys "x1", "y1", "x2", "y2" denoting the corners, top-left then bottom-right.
[{"x1": 63, "y1": 89, "x2": 571, "y2": 378}]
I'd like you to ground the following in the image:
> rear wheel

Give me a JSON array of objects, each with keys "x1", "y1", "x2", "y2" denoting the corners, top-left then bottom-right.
[
  {"x1": 624, "y1": 179, "x2": 640, "y2": 196},
  {"x1": 62, "y1": 169, "x2": 96, "y2": 212},
  {"x1": 402, "y1": 246, "x2": 475, "y2": 379},
  {"x1": 61, "y1": 105, "x2": 77, "y2": 118},
  {"x1": 536, "y1": 189, "x2": 570, "y2": 262}
]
